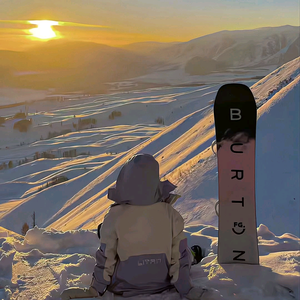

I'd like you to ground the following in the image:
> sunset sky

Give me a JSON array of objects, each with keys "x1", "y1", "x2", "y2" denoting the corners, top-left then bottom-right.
[{"x1": 0, "y1": 0, "x2": 298, "y2": 51}]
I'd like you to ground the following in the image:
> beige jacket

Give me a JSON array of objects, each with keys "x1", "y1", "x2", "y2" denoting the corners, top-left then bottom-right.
[
  {"x1": 90, "y1": 154, "x2": 193, "y2": 297},
  {"x1": 91, "y1": 202, "x2": 192, "y2": 297}
]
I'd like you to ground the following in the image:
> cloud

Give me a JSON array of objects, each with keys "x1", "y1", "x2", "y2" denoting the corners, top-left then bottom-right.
[
  {"x1": 0, "y1": 20, "x2": 111, "y2": 30},
  {"x1": 59, "y1": 21, "x2": 111, "y2": 29}
]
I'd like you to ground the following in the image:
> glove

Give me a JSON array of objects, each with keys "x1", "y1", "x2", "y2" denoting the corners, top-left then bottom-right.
[
  {"x1": 60, "y1": 286, "x2": 100, "y2": 299},
  {"x1": 184, "y1": 286, "x2": 222, "y2": 300}
]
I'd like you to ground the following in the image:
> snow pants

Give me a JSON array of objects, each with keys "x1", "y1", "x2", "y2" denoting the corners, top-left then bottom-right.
[{"x1": 60, "y1": 248, "x2": 194, "y2": 299}]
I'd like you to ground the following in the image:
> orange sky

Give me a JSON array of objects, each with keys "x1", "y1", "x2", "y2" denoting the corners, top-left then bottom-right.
[{"x1": 0, "y1": 0, "x2": 298, "y2": 51}]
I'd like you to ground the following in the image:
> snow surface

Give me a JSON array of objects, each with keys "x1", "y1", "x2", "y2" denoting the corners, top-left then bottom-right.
[
  {"x1": 0, "y1": 88, "x2": 48, "y2": 106},
  {"x1": 0, "y1": 57, "x2": 299, "y2": 299},
  {"x1": 0, "y1": 225, "x2": 298, "y2": 300}
]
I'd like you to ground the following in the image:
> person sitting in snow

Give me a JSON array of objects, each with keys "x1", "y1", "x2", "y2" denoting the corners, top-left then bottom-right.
[{"x1": 61, "y1": 153, "x2": 215, "y2": 300}]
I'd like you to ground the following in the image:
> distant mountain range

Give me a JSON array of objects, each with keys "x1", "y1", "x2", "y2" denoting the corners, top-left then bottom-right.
[
  {"x1": 151, "y1": 26, "x2": 299, "y2": 66},
  {"x1": 0, "y1": 25, "x2": 299, "y2": 92},
  {"x1": 0, "y1": 41, "x2": 154, "y2": 92}
]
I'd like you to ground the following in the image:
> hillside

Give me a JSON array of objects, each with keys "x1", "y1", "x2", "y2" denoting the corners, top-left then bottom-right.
[
  {"x1": 0, "y1": 57, "x2": 299, "y2": 300},
  {"x1": 129, "y1": 25, "x2": 300, "y2": 85},
  {"x1": 0, "y1": 40, "x2": 154, "y2": 92},
  {"x1": 150, "y1": 25, "x2": 299, "y2": 69},
  {"x1": 0, "y1": 57, "x2": 299, "y2": 236}
]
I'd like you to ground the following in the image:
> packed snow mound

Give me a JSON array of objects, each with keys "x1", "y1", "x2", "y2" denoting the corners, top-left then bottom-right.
[
  {"x1": 0, "y1": 225, "x2": 299, "y2": 300},
  {"x1": 14, "y1": 226, "x2": 99, "y2": 256}
]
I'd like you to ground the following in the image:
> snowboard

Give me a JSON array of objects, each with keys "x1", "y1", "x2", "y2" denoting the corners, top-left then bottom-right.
[{"x1": 213, "y1": 83, "x2": 259, "y2": 264}]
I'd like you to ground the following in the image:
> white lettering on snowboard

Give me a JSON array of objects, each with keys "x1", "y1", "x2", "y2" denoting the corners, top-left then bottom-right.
[{"x1": 230, "y1": 108, "x2": 242, "y2": 120}]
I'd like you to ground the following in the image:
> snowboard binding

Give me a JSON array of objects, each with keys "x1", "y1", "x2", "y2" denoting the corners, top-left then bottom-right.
[
  {"x1": 191, "y1": 245, "x2": 204, "y2": 265},
  {"x1": 97, "y1": 223, "x2": 102, "y2": 239}
]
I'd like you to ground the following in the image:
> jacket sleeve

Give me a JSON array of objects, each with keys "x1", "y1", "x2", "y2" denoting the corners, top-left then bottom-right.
[
  {"x1": 169, "y1": 208, "x2": 193, "y2": 296},
  {"x1": 91, "y1": 208, "x2": 118, "y2": 295}
]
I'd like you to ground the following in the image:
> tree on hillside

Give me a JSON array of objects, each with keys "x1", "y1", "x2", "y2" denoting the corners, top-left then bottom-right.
[
  {"x1": 13, "y1": 112, "x2": 26, "y2": 119},
  {"x1": 21, "y1": 222, "x2": 29, "y2": 236}
]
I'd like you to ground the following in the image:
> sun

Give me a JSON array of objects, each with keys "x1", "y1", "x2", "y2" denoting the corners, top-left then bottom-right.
[{"x1": 28, "y1": 20, "x2": 59, "y2": 40}]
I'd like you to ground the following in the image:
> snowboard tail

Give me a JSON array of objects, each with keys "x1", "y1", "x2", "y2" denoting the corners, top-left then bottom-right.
[{"x1": 214, "y1": 84, "x2": 259, "y2": 264}]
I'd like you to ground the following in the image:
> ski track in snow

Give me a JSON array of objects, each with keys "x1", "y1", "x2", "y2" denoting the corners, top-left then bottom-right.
[{"x1": 0, "y1": 57, "x2": 299, "y2": 299}]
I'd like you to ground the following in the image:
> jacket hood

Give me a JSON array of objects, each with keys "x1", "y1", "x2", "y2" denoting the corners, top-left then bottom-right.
[{"x1": 108, "y1": 153, "x2": 177, "y2": 206}]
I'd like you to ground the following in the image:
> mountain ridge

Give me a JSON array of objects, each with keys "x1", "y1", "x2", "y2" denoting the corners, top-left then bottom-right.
[{"x1": 0, "y1": 25, "x2": 299, "y2": 91}]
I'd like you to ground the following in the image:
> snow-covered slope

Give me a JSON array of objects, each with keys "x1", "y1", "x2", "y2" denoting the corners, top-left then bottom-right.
[
  {"x1": 152, "y1": 25, "x2": 299, "y2": 69},
  {"x1": 128, "y1": 26, "x2": 299, "y2": 86},
  {"x1": 0, "y1": 58, "x2": 299, "y2": 236},
  {"x1": 0, "y1": 57, "x2": 299, "y2": 300},
  {"x1": 279, "y1": 36, "x2": 300, "y2": 65},
  {"x1": 173, "y1": 57, "x2": 300, "y2": 237}
]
